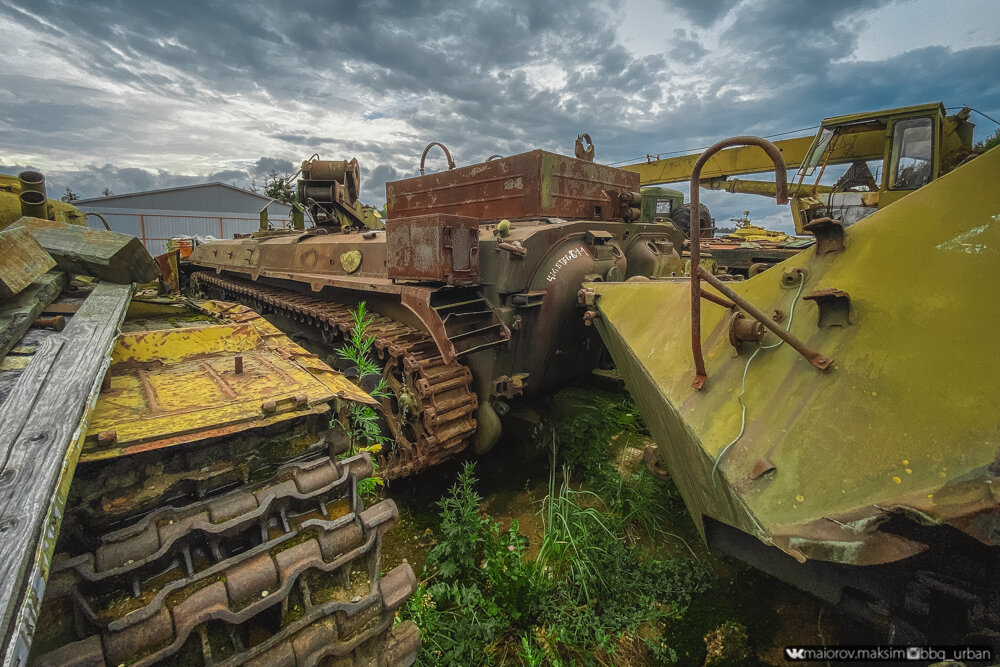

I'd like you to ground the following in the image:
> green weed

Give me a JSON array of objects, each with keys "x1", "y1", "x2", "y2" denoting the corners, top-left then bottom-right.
[
  {"x1": 405, "y1": 463, "x2": 551, "y2": 665},
  {"x1": 539, "y1": 388, "x2": 641, "y2": 477},
  {"x1": 335, "y1": 302, "x2": 388, "y2": 495},
  {"x1": 403, "y1": 453, "x2": 713, "y2": 665},
  {"x1": 518, "y1": 633, "x2": 546, "y2": 667},
  {"x1": 536, "y1": 465, "x2": 620, "y2": 606},
  {"x1": 424, "y1": 462, "x2": 490, "y2": 583}
]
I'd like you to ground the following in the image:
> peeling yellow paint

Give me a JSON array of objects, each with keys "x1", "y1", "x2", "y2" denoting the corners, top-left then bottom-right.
[{"x1": 85, "y1": 299, "x2": 374, "y2": 458}]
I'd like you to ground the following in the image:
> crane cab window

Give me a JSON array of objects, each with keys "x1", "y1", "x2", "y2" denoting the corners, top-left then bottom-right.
[{"x1": 889, "y1": 117, "x2": 934, "y2": 190}]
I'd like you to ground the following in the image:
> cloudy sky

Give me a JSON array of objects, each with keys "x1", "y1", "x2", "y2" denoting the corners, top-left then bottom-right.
[{"x1": 2, "y1": 0, "x2": 999, "y2": 231}]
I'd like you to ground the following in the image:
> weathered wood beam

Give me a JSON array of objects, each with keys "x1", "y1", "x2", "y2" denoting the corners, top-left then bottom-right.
[
  {"x1": 0, "y1": 273, "x2": 67, "y2": 360},
  {"x1": 12, "y1": 217, "x2": 159, "y2": 284},
  {"x1": 0, "y1": 227, "x2": 55, "y2": 301},
  {"x1": 0, "y1": 281, "x2": 132, "y2": 666}
]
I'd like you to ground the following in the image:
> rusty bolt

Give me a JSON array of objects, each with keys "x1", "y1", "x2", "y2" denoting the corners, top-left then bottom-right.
[
  {"x1": 583, "y1": 311, "x2": 598, "y2": 326},
  {"x1": 772, "y1": 309, "x2": 785, "y2": 323},
  {"x1": 262, "y1": 401, "x2": 277, "y2": 414},
  {"x1": 97, "y1": 430, "x2": 118, "y2": 445},
  {"x1": 235, "y1": 354, "x2": 244, "y2": 374}
]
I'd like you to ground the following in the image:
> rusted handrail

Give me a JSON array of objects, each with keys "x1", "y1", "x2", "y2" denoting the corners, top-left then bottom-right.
[
  {"x1": 700, "y1": 288, "x2": 735, "y2": 309},
  {"x1": 419, "y1": 142, "x2": 456, "y2": 176},
  {"x1": 689, "y1": 137, "x2": 789, "y2": 389}
]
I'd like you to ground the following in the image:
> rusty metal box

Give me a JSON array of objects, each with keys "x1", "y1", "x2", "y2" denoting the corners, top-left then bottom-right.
[
  {"x1": 386, "y1": 150, "x2": 639, "y2": 221},
  {"x1": 386, "y1": 214, "x2": 479, "y2": 285}
]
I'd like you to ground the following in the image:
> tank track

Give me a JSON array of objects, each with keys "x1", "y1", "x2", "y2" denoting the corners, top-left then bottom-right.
[
  {"x1": 192, "y1": 271, "x2": 478, "y2": 480},
  {"x1": 33, "y1": 453, "x2": 420, "y2": 666}
]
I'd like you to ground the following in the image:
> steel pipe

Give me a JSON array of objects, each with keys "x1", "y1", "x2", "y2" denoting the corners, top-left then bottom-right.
[
  {"x1": 19, "y1": 190, "x2": 47, "y2": 219},
  {"x1": 699, "y1": 288, "x2": 736, "y2": 309},
  {"x1": 18, "y1": 170, "x2": 45, "y2": 195}
]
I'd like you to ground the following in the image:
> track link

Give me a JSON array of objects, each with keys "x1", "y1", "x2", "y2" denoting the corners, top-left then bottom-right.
[
  {"x1": 35, "y1": 453, "x2": 419, "y2": 667},
  {"x1": 192, "y1": 272, "x2": 478, "y2": 479}
]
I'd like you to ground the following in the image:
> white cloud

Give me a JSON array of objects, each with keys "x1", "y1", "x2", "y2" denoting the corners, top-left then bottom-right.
[{"x1": 840, "y1": 0, "x2": 1000, "y2": 62}]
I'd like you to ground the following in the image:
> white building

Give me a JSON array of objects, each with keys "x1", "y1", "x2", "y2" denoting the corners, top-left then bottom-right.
[{"x1": 76, "y1": 183, "x2": 292, "y2": 255}]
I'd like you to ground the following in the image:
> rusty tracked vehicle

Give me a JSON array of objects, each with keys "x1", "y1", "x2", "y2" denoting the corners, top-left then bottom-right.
[
  {"x1": 189, "y1": 145, "x2": 686, "y2": 478},
  {"x1": 17, "y1": 297, "x2": 419, "y2": 667}
]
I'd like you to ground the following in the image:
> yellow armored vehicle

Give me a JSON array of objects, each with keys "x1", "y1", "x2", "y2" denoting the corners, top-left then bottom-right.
[
  {"x1": 585, "y1": 139, "x2": 1000, "y2": 644},
  {"x1": 0, "y1": 173, "x2": 419, "y2": 665}
]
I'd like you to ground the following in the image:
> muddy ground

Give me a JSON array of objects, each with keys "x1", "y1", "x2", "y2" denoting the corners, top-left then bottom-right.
[{"x1": 376, "y1": 382, "x2": 876, "y2": 666}]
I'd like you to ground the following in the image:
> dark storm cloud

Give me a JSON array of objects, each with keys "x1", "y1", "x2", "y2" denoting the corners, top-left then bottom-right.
[
  {"x1": 364, "y1": 164, "x2": 405, "y2": 205},
  {"x1": 669, "y1": 29, "x2": 708, "y2": 64},
  {"x1": 0, "y1": 162, "x2": 203, "y2": 200},
  {"x1": 2, "y1": 0, "x2": 998, "y2": 226},
  {"x1": 2, "y1": 0, "x2": 671, "y2": 171},
  {"x1": 719, "y1": 0, "x2": 872, "y2": 77},
  {"x1": 250, "y1": 157, "x2": 296, "y2": 178}
]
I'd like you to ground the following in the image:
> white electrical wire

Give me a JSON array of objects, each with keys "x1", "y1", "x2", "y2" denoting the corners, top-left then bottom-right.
[{"x1": 711, "y1": 278, "x2": 807, "y2": 487}]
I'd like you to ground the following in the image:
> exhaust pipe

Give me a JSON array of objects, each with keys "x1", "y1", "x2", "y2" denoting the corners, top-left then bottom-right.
[
  {"x1": 18, "y1": 170, "x2": 50, "y2": 219},
  {"x1": 19, "y1": 190, "x2": 48, "y2": 219},
  {"x1": 18, "y1": 170, "x2": 46, "y2": 194}
]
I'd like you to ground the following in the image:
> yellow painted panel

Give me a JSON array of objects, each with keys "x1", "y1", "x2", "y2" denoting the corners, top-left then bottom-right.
[{"x1": 86, "y1": 298, "x2": 374, "y2": 457}]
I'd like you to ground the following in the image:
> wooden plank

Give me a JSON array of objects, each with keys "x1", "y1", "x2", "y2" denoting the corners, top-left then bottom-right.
[
  {"x1": 0, "y1": 282, "x2": 132, "y2": 666},
  {"x1": 11, "y1": 217, "x2": 159, "y2": 284},
  {"x1": 40, "y1": 303, "x2": 79, "y2": 315},
  {"x1": 0, "y1": 227, "x2": 55, "y2": 301},
  {"x1": 0, "y1": 273, "x2": 67, "y2": 360}
]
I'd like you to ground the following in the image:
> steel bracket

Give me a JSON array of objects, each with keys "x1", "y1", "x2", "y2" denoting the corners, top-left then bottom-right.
[
  {"x1": 804, "y1": 288, "x2": 853, "y2": 328},
  {"x1": 803, "y1": 217, "x2": 846, "y2": 255}
]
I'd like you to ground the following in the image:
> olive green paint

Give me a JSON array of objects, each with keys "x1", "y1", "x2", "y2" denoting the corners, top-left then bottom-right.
[{"x1": 590, "y1": 146, "x2": 1000, "y2": 564}]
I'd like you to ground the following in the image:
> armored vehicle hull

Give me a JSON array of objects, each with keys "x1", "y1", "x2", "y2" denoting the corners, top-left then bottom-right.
[
  {"x1": 17, "y1": 297, "x2": 418, "y2": 667},
  {"x1": 190, "y1": 149, "x2": 685, "y2": 478},
  {"x1": 586, "y1": 144, "x2": 1000, "y2": 643}
]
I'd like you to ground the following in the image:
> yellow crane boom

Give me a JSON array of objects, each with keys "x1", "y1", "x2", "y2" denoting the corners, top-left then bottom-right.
[
  {"x1": 621, "y1": 135, "x2": 815, "y2": 186},
  {"x1": 620, "y1": 102, "x2": 961, "y2": 187}
]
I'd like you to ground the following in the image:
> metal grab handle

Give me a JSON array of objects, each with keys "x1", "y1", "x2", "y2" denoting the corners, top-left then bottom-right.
[
  {"x1": 575, "y1": 133, "x2": 595, "y2": 161},
  {"x1": 419, "y1": 142, "x2": 456, "y2": 176},
  {"x1": 689, "y1": 137, "x2": 789, "y2": 389}
]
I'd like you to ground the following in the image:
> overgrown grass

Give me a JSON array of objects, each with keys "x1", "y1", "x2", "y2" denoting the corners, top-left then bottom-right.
[
  {"x1": 400, "y1": 455, "x2": 713, "y2": 665},
  {"x1": 539, "y1": 388, "x2": 642, "y2": 477}
]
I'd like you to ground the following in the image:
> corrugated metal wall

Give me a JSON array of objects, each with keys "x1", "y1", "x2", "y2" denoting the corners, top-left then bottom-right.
[{"x1": 76, "y1": 206, "x2": 292, "y2": 255}]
